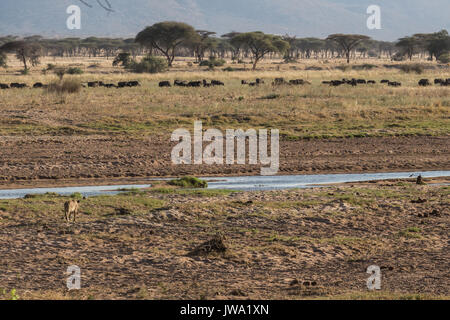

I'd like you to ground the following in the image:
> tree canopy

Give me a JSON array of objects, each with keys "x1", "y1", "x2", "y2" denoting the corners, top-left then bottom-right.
[
  {"x1": 0, "y1": 40, "x2": 42, "y2": 70},
  {"x1": 135, "y1": 21, "x2": 198, "y2": 66},
  {"x1": 326, "y1": 34, "x2": 371, "y2": 63},
  {"x1": 231, "y1": 32, "x2": 289, "y2": 69}
]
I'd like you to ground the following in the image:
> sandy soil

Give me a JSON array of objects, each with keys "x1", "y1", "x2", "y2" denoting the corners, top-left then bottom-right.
[
  {"x1": 0, "y1": 180, "x2": 448, "y2": 300},
  {"x1": 0, "y1": 134, "x2": 448, "y2": 187}
]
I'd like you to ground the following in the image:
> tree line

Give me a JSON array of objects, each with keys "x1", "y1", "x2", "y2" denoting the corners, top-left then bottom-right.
[{"x1": 1, "y1": 21, "x2": 449, "y2": 72}]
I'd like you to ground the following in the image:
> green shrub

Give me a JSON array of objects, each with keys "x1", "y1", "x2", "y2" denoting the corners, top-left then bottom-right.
[
  {"x1": 113, "y1": 52, "x2": 132, "y2": 67},
  {"x1": 67, "y1": 67, "x2": 84, "y2": 75},
  {"x1": 168, "y1": 176, "x2": 208, "y2": 189},
  {"x1": 200, "y1": 57, "x2": 226, "y2": 68},
  {"x1": 71, "y1": 192, "x2": 83, "y2": 200},
  {"x1": 437, "y1": 53, "x2": 450, "y2": 64},
  {"x1": 127, "y1": 56, "x2": 168, "y2": 73}
]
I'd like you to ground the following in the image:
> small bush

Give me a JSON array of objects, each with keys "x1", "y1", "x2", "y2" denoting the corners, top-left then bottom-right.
[
  {"x1": 391, "y1": 52, "x2": 405, "y2": 61},
  {"x1": 113, "y1": 52, "x2": 132, "y2": 67},
  {"x1": 223, "y1": 66, "x2": 235, "y2": 72},
  {"x1": 168, "y1": 176, "x2": 208, "y2": 189},
  {"x1": 71, "y1": 192, "x2": 83, "y2": 200},
  {"x1": 67, "y1": 67, "x2": 84, "y2": 75},
  {"x1": 399, "y1": 64, "x2": 424, "y2": 74},
  {"x1": 437, "y1": 53, "x2": 450, "y2": 64},
  {"x1": 127, "y1": 56, "x2": 168, "y2": 74},
  {"x1": 200, "y1": 57, "x2": 226, "y2": 68},
  {"x1": 47, "y1": 78, "x2": 81, "y2": 94}
]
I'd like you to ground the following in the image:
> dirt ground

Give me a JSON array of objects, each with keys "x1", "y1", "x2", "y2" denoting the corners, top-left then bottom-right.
[
  {"x1": 0, "y1": 134, "x2": 448, "y2": 186},
  {"x1": 0, "y1": 179, "x2": 448, "y2": 300}
]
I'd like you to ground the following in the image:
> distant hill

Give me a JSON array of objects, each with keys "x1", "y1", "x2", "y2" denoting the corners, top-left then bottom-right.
[{"x1": 0, "y1": 0, "x2": 449, "y2": 40}]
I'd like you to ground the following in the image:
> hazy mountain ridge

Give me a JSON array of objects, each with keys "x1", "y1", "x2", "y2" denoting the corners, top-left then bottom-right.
[{"x1": 0, "y1": 0, "x2": 449, "y2": 40}]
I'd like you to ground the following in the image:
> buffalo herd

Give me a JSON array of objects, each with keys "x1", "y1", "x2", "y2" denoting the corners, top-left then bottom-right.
[
  {"x1": 0, "y1": 80, "x2": 142, "y2": 90},
  {"x1": 1, "y1": 78, "x2": 449, "y2": 90},
  {"x1": 159, "y1": 79, "x2": 225, "y2": 87}
]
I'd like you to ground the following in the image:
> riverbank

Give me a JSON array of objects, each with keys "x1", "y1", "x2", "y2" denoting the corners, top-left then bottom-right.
[{"x1": 0, "y1": 135, "x2": 448, "y2": 187}]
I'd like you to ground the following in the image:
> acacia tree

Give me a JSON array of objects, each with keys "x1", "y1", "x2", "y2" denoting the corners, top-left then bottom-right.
[
  {"x1": 326, "y1": 34, "x2": 371, "y2": 63},
  {"x1": 221, "y1": 32, "x2": 242, "y2": 60},
  {"x1": 231, "y1": 32, "x2": 289, "y2": 69},
  {"x1": 0, "y1": 41, "x2": 42, "y2": 71},
  {"x1": 191, "y1": 30, "x2": 217, "y2": 62},
  {"x1": 414, "y1": 30, "x2": 450, "y2": 60},
  {"x1": 396, "y1": 36, "x2": 420, "y2": 60},
  {"x1": 135, "y1": 21, "x2": 197, "y2": 67}
]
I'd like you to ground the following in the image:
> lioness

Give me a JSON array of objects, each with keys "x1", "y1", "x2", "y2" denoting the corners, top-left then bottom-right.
[{"x1": 64, "y1": 200, "x2": 80, "y2": 222}]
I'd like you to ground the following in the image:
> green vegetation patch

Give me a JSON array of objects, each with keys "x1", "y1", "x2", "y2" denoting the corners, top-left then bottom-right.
[{"x1": 168, "y1": 176, "x2": 208, "y2": 189}]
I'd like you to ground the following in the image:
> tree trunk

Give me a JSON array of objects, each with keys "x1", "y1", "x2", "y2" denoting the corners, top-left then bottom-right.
[{"x1": 22, "y1": 54, "x2": 28, "y2": 70}]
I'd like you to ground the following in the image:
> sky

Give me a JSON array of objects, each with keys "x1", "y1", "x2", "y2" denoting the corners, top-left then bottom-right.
[{"x1": 0, "y1": 0, "x2": 449, "y2": 41}]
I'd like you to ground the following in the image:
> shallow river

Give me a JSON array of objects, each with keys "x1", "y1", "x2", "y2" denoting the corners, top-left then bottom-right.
[{"x1": 0, "y1": 171, "x2": 448, "y2": 199}]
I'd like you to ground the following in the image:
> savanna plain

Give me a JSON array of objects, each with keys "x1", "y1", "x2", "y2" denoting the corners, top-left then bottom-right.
[{"x1": 0, "y1": 56, "x2": 449, "y2": 300}]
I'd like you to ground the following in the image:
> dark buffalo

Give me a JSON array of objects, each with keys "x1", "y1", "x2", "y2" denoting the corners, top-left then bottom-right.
[
  {"x1": 33, "y1": 82, "x2": 44, "y2": 88},
  {"x1": 10, "y1": 83, "x2": 27, "y2": 88},
  {"x1": 418, "y1": 79, "x2": 431, "y2": 86},
  {"x1": 330, "y1": 80, "x2": 344, "y2": 86},
  {"x1": 187, "y1": 81, "x2": 202, "y2": 87},
  {"x1": 127, "y1": 81, "x2": 140, "y2": 87},
  {"x1": 174, "y1": 80, "x2": 187, "y2": 87},
  {"x1": 211, "y1": 80, "x2": 224, "y2": 86},
  {"x1": 159, "y1": 81, "x2": 171, "y2": 87},
  {"x1": 380, "y1": 80, "x2": 389, "y2": 84},
  {"x1": 273, "y1": 78, "x2": 287, "y2": 85},
  {"x1": 0, "y1": 83, "x2": 9, "y2": 89},
  {"x1": 367, "y1": 80, "x2": 376, "y2": 84},
  {"x1": 289, "y1": 79, "x2": 311, "y2": 85},
  {"x1": 388, "y1": 81, "x2": 401, "y2": 87},
  {"x1": 88, "y1": 81, "x2": 100, "y2": 88}
]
